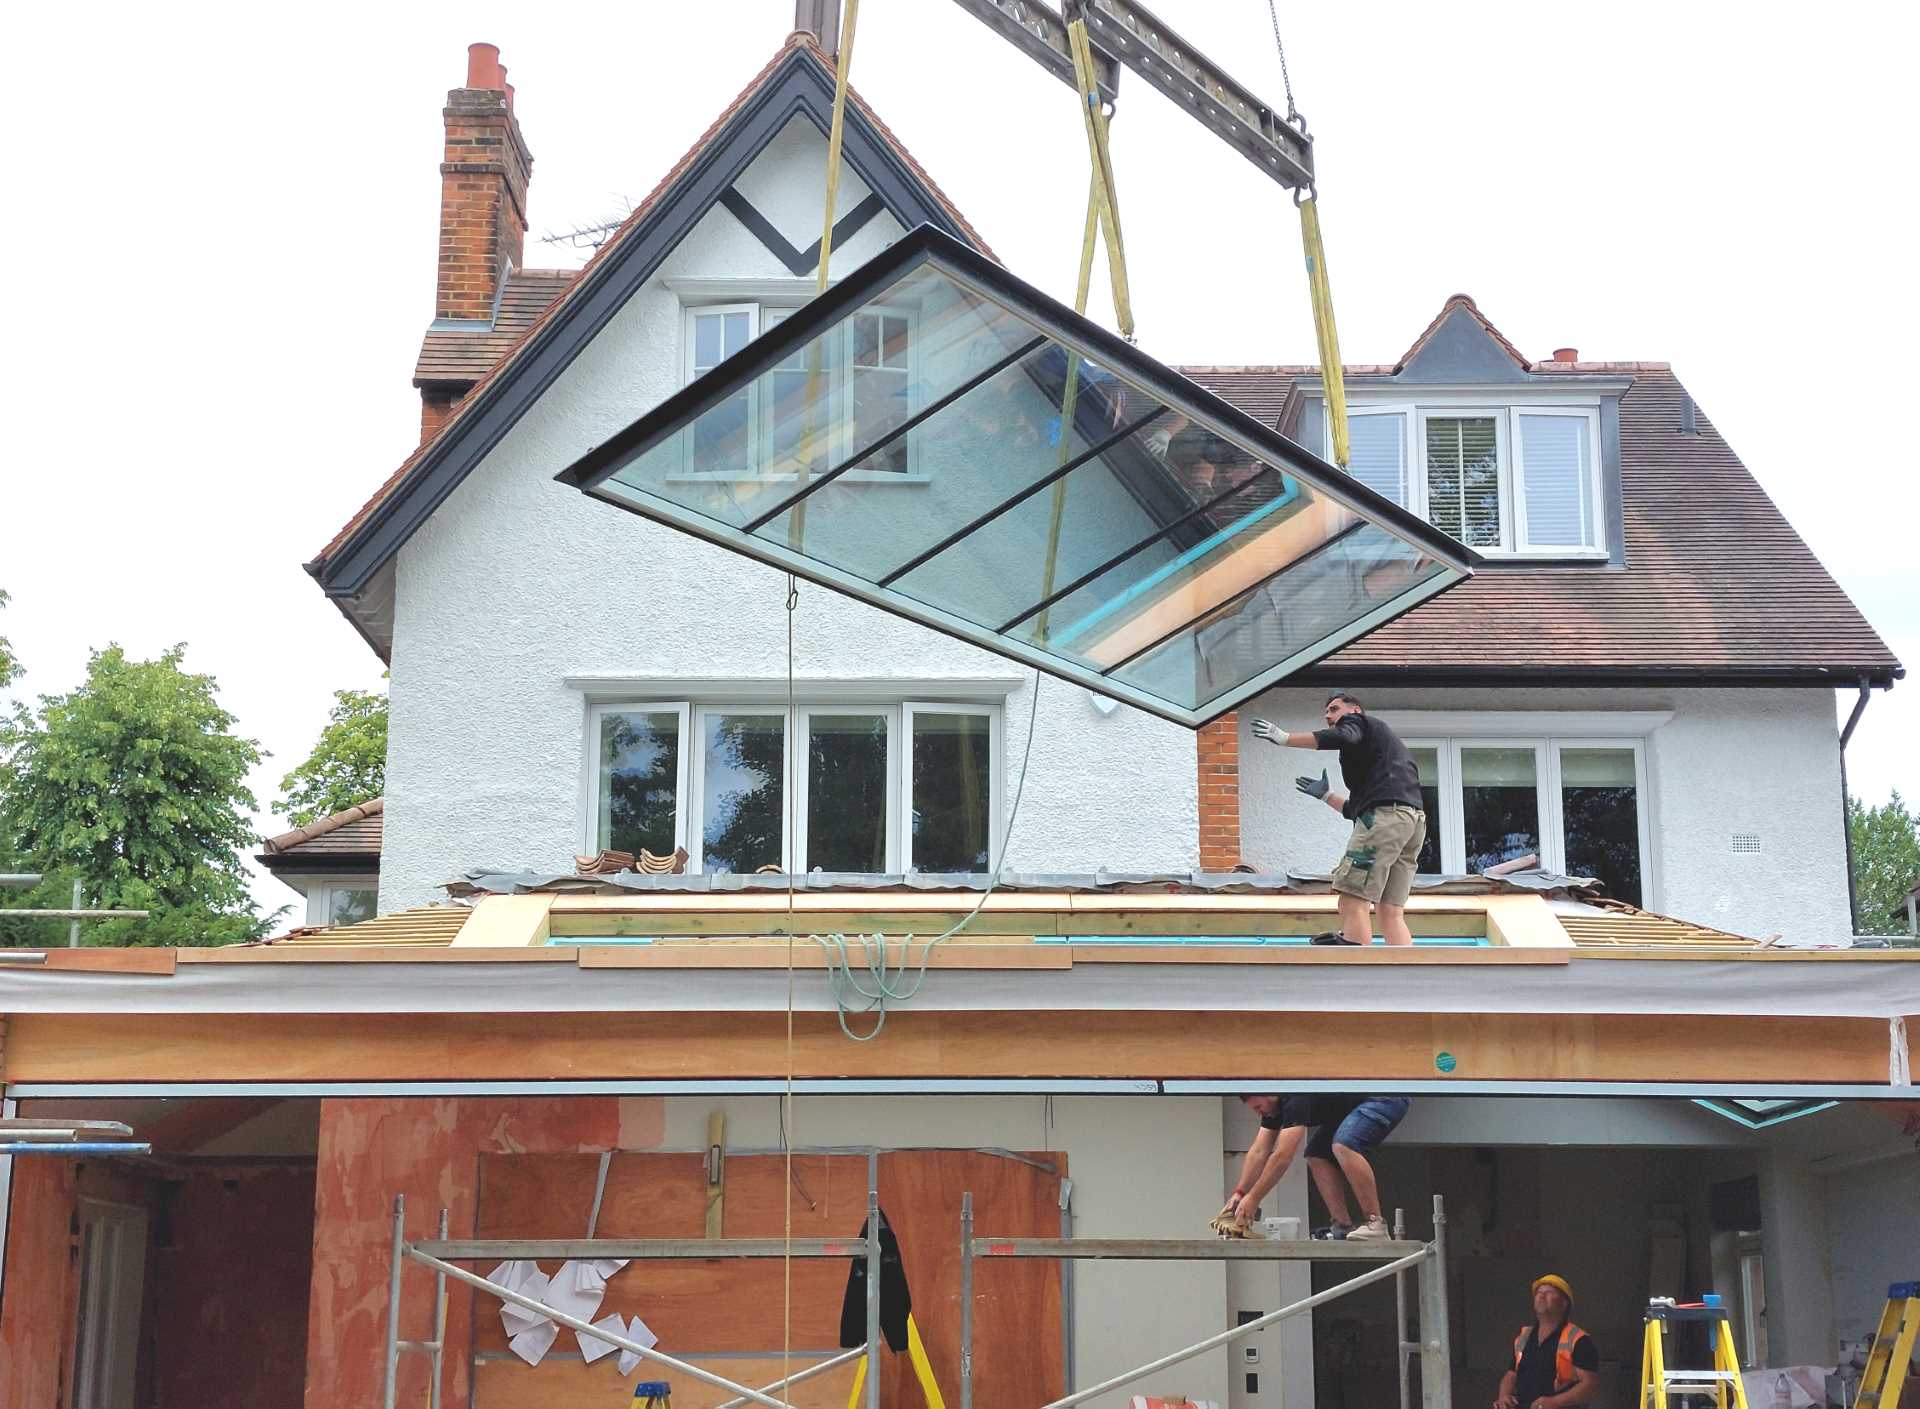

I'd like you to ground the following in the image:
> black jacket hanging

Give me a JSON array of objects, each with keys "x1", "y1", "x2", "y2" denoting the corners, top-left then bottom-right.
[{"x1": 839, "y1": 1208, "x2": 912, "y2": 1352}]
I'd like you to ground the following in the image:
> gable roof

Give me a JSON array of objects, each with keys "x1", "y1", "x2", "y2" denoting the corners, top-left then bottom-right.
[
  {"x1": 1394, "y1": 291, "x2": 1532, "y2": 376},
  {"x1": 311, "y1": 35, "x2": 991, "y2": 641},
  {"x1": 257, "y1": 798, "x2": 384, "y2": 872},
  {"x1": 1180, "y1": 361, "x2": 1901, "y2": 685}
]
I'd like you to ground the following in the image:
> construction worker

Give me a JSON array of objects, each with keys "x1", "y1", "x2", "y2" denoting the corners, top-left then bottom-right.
[
  {"x1": 1223, "y1": 1095, "x2": 1409, "y2": 1242},
  {"x1": 1251, "y1": 691, "x2": 1427, "y2": 946},
  {"x1": 1495, "y1": 1275, "x2": 1598, "y2": 1409}
]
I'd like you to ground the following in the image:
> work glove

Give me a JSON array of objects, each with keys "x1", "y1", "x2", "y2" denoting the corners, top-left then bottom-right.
[
  {"x1": 1250, "y1": 718, "x2": 1283, "y2": 746},
  {"x1": 1295, "y1": 770, "x2": 1330, "y2": 800}
]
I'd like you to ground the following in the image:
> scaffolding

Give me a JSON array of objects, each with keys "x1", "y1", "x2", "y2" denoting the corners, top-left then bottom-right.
[
  {"x1": 960, "y1": 1194, "x2": 1453, "y2": 1409},
  {"x1": 382, "y1": 1180, "x2": 1453, "y2": 1409}
]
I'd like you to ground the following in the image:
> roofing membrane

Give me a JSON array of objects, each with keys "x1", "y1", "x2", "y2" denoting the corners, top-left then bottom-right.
[{"x1": 558, "y1": 227, "x2": 1476, "y2": 726}]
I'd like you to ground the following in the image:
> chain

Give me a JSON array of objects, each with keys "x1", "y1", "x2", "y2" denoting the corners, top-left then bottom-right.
[{"x1": 1263, "y1": 0, "x2": 1303, "y2": 129}]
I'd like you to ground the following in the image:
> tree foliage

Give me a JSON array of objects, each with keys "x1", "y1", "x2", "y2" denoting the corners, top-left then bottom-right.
[
  {"x1": 0, "y1": 587, "x2": 19, "y2": 690},
  {"x1": 276, "y1": 687, "x2": 388, "y2": 827},
  {"x1": 1848, "y1": 790, "x2": 1920, "y2": 937},
  {"x1": 0, "y1": 644, "x2": 271, "y2": 947}
]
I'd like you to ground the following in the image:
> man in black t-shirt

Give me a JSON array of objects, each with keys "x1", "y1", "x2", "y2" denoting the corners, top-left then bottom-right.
[
  {"x1": 1496, "y1": 1275, "x2": 1599, "y2": 1409},
  {"x1": 1222, "y1": 1094, "x2": 1409, "y2": 1241},
  {"x1": 1252, "y1": 691, "x2": 1428, "y2": 945}
]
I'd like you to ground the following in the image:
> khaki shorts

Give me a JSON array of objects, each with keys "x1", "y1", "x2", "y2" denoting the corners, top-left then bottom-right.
[{"x1": 1331, "y1": 804, "x2": 1427, "y2": 906}]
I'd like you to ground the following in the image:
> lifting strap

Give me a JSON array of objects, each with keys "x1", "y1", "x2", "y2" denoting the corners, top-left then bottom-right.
[{"x1": 1299, "y1": 193, "x2": 1349, "y2": 469}]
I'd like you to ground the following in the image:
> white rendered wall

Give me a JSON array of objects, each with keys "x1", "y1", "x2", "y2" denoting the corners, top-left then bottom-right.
[
  {"x1": 1821, "y1": 1151, "x2": 1920, "y2": 1345},
  {"x1": 379, "y1": 120, "x2": 1197, "y2": 911},
  {"x1": 1234, "y1": 684, "x2": 1850, "y2": 941},
  {"x1": 649, "y1": 1093, "x2": 1230, "y2": 1409}
]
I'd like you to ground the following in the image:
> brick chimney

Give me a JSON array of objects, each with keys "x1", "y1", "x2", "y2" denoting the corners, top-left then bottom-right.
[
  {"x1": 1197, "y1": 713, "x2": 1243, "y2": 871},
  {"x1": 436, "y1": 43, "x2": 532, "y2": 325}
]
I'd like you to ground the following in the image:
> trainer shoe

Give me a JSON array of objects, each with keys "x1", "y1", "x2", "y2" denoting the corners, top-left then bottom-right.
[
  {"x1": 1345, "y1": 1216, "x2": 1392, "y2": 1241},
  {"x1": 1309, "y1": 1223, "x2": 1351, "y2": 1240},
  {"x1": 1309, "y1": 931, "x2": 1362, "y2": 946}
]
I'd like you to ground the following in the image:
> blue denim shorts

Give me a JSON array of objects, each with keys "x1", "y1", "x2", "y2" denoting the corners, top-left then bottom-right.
[{"x1": 1305, "y1": 1097, "x2": 1410, "y2": 1159}]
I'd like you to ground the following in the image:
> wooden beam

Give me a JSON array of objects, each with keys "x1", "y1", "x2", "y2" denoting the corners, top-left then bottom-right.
[
  {"x1": 3, "y1": 1010, "x2": 1893, "y2": 1086},
  {"x1": 452, "y1": 893, "x2": 555, "y2": 947}
]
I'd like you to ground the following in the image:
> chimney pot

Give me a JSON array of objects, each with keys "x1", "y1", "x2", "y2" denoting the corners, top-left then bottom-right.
[
  {"x1": 1552, "y1": 347, "x2": 1579, "y2": 363},
  {"x1": 466, "y1": 42, "x2": 505, "y2": 90}
]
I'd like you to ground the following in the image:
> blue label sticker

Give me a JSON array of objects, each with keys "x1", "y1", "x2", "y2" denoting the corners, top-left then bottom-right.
[{"x1": 1434, "y1": 1051, "x2": 1457, "y2": 1074}]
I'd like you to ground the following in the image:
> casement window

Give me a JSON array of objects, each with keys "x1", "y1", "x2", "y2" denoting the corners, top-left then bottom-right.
[
  {"x1": 72, "y1": 1200, "x2": 148, "y2": 1409},
  {"x1": 1329, "y1": 403, "x2": 1605, "y2": 556},
  {"x1": 307, "y1": 881, "x2": 377, "y2": 928},
  {"x1": 1401, "y1": 735, "x2": 1650, "y2": 905},
  {"x1": 682, "y1": 302, "x2": 919, "y2": 480},
  {"x1": 587, "y1": 700, "x2": 1000, "y2": 874}
]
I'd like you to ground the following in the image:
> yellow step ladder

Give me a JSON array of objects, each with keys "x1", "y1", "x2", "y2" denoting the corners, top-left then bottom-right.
[
  {"x1": 1640, "y1": 1298, "x2": 1750, "y2": 1408},
  {"x1": 1859, "y1": 1282, "x2": 1920, "y2": 1409}
]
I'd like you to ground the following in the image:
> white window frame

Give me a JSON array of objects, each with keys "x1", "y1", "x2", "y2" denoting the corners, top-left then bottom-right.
[
  {"x1": 795, "y1": 704, "x2": 903, "y2": 873},
  {"x1": 582, "y1": 701, "x2": 694, "y2": 859},
  {"x1": 1378, "y1": 713, "x2": 1657, "y2": 906},
  {"x1": 583, "y1": 698, "x2": 1001, "y2": 875},
  {"x1": 1510, "y1": 405, "x2": 1605, "y2": 557},
  {"x1": 72, "y1": 1199, "x2": 147, "y2": 1409},
  {"x1": 904, "y1": 700, "x2": 1006, "y2": 874},
  {"x1": 302, "y1": 875, "x2": 382, "y2": 929},
  {"x1": 1328, "y1": 399, "x2": 1607, "y2": 558},
  {"x1": 677, "y1": 299, "x2": 927, "y2": 484}
]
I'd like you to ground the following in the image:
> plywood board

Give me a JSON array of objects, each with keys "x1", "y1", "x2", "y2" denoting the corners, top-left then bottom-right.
[{"x1": 474, "y1": 1353, "x2": 857, "y2": 1409}]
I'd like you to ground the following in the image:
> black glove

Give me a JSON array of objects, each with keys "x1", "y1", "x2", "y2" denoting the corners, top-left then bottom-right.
[{"x1": 1295, "y1": 770, "x2": 1330, "y2": 800}]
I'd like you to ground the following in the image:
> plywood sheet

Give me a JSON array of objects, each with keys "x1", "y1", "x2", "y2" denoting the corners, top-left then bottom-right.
[{"x1": 474, "y1": 1352, "x2": 857, "y2": 1409}]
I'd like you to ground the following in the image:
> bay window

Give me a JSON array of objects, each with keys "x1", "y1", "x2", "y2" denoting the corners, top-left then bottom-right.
[
  {"x1": 1396, "y1": 733, "x2": 1650, "y2": 905},
  {"x1": 1328, "y1": 402, "x2": 1606, "y2": 556},
  {"x1": 587, "y1": 700, "x2": 1000, "y2": 874}
]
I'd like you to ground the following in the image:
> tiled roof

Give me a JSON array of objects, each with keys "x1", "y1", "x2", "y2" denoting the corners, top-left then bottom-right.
[
  {"x1": 257, "y1": 798, "x2": 383, "y2": 862},
  {"x1": 1180, "y1": 365, "x2": 1901, "y2": 681},
  {"x1": 413, "y1": 269, "x2": 576, "y2": 386},
  {"x1": 1394, "y1": 292, "x2": 1532, "y2": 373},
  {"x1": 319, "y1": 34, "x2": 990, "y2": 567}
]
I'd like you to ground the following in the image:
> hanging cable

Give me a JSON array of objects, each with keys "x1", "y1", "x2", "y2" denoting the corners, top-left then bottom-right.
[{"x1": 1263, "y1": 0, "x2": 1299, "y2": 125}]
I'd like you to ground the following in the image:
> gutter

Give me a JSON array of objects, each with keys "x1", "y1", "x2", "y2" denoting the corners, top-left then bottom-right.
[{"x1": 1838, "y1": 676, "x2": 1876, "y2": 932}]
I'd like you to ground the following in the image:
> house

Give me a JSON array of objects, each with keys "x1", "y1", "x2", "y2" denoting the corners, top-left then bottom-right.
[
  {"x1": 255, "y1": 799, "x2": 384, "y2": 928},
  {"x1": 1, "y1": 22, "x2": 1913, "y2": 1409}
]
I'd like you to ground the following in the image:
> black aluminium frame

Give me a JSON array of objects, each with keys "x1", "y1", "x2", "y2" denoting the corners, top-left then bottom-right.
[{"x1": 555, "y1": 224, "x2": 1482, "y2": 727}]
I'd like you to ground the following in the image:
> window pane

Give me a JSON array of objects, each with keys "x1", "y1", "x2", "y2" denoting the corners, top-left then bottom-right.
[
  {"x1": 702, "y1": 713, "x2": 785, "y2": 874},
  {"x1": 1461, "y1": 746, "x2": 1539, "y2": 872},
  {"x1": 1409, "y1": 746, "x2": 1443, "y2": 874},
  {"x1": 328, "y1": 887, "x2": 378, "y2": 926},
  {"x1": 1560, "y1": 747, "x2": 1642, "y2": 905},
  {"x1": 1518, "y1": 413, "x2": 1596, "y2": 548},
  {"x1": 599, "y1": 710, "x2": 681, "y2": 858},
  {"x1": 808, "y1": 714, "x2": 890, "y2": 872},
  {"x1": 911, "y1": 712, "x2": 992, "y2": 872},
  {"x1": 1426, "y1": 416, "x2": 1501, "y2": 547},
  {"x1": 1347, "y1": 412, "x2": 1408, "y2": 506}
]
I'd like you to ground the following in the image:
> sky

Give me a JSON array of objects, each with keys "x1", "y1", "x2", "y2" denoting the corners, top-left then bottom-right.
[{"x1": 3, "y1": 1, "x2": 1915, "y2": 922}]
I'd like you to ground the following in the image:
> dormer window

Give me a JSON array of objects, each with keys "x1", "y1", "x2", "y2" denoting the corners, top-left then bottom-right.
[{"x1": 1339, "y1": 403, "x2": 1605, "y2": 557}]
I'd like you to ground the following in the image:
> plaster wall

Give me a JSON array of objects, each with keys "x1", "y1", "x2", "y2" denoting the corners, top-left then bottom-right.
[
  {"x1": 1819, "y1": 1151, "x2": 1920, "y2": 1345},
  {"x1": 380, "y1": 118, "x2": 1196, "y2": 911},
  {"x1": 1235, "y1": 684, "x2": 1850, "y2": 940}
]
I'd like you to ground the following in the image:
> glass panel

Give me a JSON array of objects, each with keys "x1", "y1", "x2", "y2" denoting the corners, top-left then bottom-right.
[
  {"x1": 328, "y1": 887, "x2": 378, "y2": 927},
  {"x1": 911, "y1": 712, "x2": 992, "y2": 872},
  {"x1": 1095, "y1": 523, "x2": 1450, "y2": 713},
  {"x1": 1460, "y1": 746, "x2": 1539, "y2": 873},
  {"x1": 613, "y1": 265, "x2": 1038, "y2": 526},
  {"x1": 701, "y1": 713, "x2": 785, "y2": 874},
  {"x1": 570, "y1": 236, "x2": 1477, "y2": 727},
  {"x1": 1347, "y1": 412, "x2": 1409, "y2": 506},
  {"x1": 1409, "y1": 745, "x2": 1443, "y2": 874},
  {"x1": 1559, "y1": 746, "x2": 1641, "y2": 904},
  {"x1": 807, "y1": 713, "x2": 890, "y2": 872},
  {"x1": 1518, "y1": 413, "x2": 1595, "y2": 548},
  {"x1": 1426, "y1": 416, "x2": 1502, "y2": 547},
  {"x1": 598, "y1": 710, "x2": 681, "y2": 858}
]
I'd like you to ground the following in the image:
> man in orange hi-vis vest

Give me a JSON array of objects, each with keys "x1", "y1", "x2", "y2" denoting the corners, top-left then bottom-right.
[{"x1": 1495, "y1": 1274, "x2": 1599, "y2": 1409}]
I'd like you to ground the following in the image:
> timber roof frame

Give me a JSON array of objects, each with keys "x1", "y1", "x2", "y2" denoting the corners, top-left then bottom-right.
[{"x1": 309, "y1": 38, "x2": 985, "y2": 626}]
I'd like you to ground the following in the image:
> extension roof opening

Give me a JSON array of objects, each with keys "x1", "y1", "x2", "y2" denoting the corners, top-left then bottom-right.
[{"x1": 558, "y1": 226, "x2": 1478, "y2": 727}]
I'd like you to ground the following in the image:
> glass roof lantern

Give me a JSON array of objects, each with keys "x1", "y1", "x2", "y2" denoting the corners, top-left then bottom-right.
[{"x1": 557, "y1": 226, "x2": 1478, "y2": 728}]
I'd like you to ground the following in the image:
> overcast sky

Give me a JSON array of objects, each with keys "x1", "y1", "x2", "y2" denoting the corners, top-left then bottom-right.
[{"x1": 4, "y1": 1, "x2": 1914, "y2": 921}]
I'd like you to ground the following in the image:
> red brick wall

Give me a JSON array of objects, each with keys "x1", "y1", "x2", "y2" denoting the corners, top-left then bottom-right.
[
  {"x1": 1197, "y1": 712, "x2": 1243, "y2": 871},
  {"x1": 435, "y1": 87, "x2": 532, "y2": 323}
]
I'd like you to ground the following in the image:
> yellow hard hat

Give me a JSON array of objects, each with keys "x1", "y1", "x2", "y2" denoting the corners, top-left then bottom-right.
[{"x1": 1532, "y1": 1274, "x2": 1575, "y2": 1305}]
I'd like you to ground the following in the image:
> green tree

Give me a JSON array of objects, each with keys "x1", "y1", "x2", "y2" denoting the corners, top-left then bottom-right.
[
  {"x1": 0, "y1": 587, "x2": 19, "y2": 690},
  {"x1": 276, "y1": 687, "x2": 388, "y2": 827},
  {"x1": 0, "y1": 644, "x2": 272, "y2": 947},
  {"x1": 1849, "y1": 790, "x2": 1920, "y2": 936}
]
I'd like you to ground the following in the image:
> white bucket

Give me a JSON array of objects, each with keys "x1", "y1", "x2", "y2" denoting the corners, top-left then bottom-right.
[{"x1": 1260, "y1": 1216, "x2": 1302, "y2": 1240}]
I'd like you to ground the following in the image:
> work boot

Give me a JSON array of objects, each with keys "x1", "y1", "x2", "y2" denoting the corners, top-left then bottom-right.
[
  {"x1": 1345, "y1": 1215, "x2": 1392, "y2": 1242},
  {"x1": 1309, "y1": 1222, "x2": 1350, "y2": 1240}
]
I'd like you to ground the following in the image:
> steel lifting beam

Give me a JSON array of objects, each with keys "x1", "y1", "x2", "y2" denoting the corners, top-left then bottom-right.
[
  {"x1": 950, "y1": 0, "x2": 1315, "y2": 190},
  {"x1": 948, "y1": 0, "x2": 1121, "y2": 105}
]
